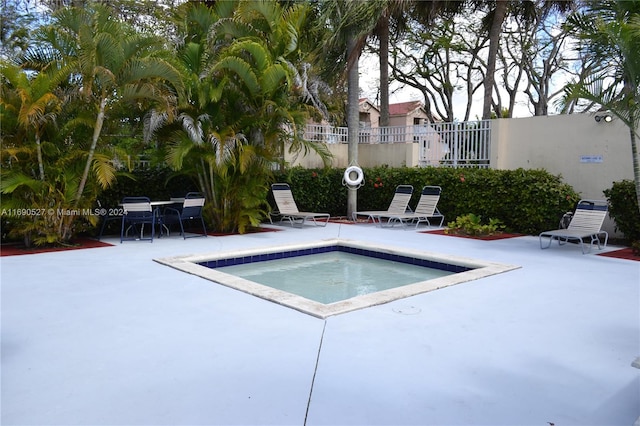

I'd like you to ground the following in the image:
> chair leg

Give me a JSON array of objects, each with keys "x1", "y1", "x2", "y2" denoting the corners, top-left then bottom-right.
[
  {"x1": 539, "y1": 234, "x2": 554, "y2": 250},
  {"x1": 99, "y1": 217, "x2": 108, "y2": 240},
  {"x1": 200, "y1": 217, "x2": 207, "y2": 237},
  {"x1": 580, "y1": 238, "x2": 588, "y2": 254},
  {"x1": 179, "y1": 218, "x2": 186, "y2": 239}
]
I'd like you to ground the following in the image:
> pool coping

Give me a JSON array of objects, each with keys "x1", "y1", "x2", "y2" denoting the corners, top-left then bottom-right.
[{"x1": 154, "y1": 238, "x2": 520, "y2": 318}]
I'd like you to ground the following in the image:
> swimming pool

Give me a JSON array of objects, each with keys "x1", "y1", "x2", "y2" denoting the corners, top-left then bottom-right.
[
  {"x1": 155, "y1": 239, "x2": 519, "y2": 318},
  {"x1": 213, "y1": 250, "x2": 457, "y2": 304}
]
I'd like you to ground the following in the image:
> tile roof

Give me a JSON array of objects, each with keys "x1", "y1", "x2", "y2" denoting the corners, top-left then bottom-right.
[{"x1": 389, "y1": 100, "x2": 424, "y2": 116}]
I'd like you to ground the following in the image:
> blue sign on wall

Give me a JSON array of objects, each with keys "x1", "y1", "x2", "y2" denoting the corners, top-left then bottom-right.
[{"x1": 580, "y1": 155, "x2": 603, "y2": 163}]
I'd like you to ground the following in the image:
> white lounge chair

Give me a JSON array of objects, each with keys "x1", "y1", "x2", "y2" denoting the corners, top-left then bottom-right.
[
  {"x1": 352, "y1": 185, "x2": 414, "y2": 225},
  {"x1": 376, "y1": 185, "x2": 444, "y2": 229},
  {"x1": 270, "y1": 183, "x2": 330, "y2": 227},
  {"x1": 539, "y1": 199, "x2": 609, "y2": 254}
]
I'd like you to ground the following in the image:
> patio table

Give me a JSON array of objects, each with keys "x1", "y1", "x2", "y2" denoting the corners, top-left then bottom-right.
[
  {"x1": 151, "y1": 200, "x2": 183, "y2": 236},
  {"x1": 120, "y1": 200, "x2": 182, "y2": 239}
]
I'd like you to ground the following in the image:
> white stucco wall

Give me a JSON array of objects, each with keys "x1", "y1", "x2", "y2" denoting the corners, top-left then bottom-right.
[
  {"x1": 287, "y1": 114, "x2": 634, "y2": 237},
  {"x1": 290, "y1": 115, "x2": 633, "y2": 196},
  {"x1": 492, "y1": 114, "x2": 632, "y2": 236},
  {"x1": 491, "y1": 114, "x2": 632, "y2": 201}
]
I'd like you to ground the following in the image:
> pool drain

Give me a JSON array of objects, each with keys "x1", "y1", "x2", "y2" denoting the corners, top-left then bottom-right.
[{"x1": 392, "y1": 305, "x2": 421, "y2": 315}]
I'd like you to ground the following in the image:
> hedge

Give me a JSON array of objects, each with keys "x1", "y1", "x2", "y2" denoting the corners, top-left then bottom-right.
[
  {"x1": 72, "y1": 165, "x2": 583, "y2": 238},
  {"x1": 274, "y1": 166, "x2": 580, "y2": 235}
]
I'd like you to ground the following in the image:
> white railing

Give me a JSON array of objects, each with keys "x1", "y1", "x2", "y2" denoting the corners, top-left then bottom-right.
[
  {"x1": 304, "y1": 124, "x2": 435, "y2": 144},
  {"x1": 425, "y1": 120, "x2": 491, "y2": 168},
  {"x1": 303, "y1": 120, "x2": 492, "y2": 168}
]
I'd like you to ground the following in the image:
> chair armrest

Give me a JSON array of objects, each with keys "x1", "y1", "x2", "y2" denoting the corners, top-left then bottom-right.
[{"x1": 164, "y1": 206, "x2": 181, "y2": 215}]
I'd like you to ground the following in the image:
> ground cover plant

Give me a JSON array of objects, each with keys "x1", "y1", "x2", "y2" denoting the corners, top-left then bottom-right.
[{"x1": 444, "y1": 214, "x2": 505, "y2": 237}]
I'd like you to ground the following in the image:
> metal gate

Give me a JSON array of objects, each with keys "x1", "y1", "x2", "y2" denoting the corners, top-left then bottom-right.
[{"x1": 419, "y1": 120, "x2": 491, "y2": 168}]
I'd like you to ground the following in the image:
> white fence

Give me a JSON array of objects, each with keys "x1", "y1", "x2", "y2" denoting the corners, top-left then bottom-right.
[
  {"x1": 428, "y1": 120, "x2": 491, "y2": 168},
  {"x1": 303, "y1": 120, "x2": 492, "y2": 168},
  {"x1": 303, "y1": 124, "x2": 435, "y2": 145}
]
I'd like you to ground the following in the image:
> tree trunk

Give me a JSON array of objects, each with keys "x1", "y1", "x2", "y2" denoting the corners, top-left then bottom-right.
[
  {"x1": 379, "y1": 13, "x2": 390, "y2": 128},
  {"x1": 629, "y1": 126, "x2": 640, "y2": 214},
  {"x1": 35, "y1": 134, "x2": 45, "y2": 181},
  {"x1": 482, "y1": 1, "x2": 508, "y2": 119},
  {"x1": 75, "y1": 96, "x2": 108, "y2": 204},
  {"x1": 347, "y1": 36, "x2": 360, "y2": 219}
]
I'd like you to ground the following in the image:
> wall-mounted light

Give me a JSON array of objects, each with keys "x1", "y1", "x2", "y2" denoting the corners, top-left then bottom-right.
[{"x1": 595, "y1": 112, "x2": 613, "y2": 123}]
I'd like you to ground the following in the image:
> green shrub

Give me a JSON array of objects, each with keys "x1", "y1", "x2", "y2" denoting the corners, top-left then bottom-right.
[{"x1": 603, "y1": 180, "x2": 640, "y2": 244}]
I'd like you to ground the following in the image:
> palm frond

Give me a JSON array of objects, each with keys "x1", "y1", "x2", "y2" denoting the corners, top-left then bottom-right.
[
  {"x1": 213, "y1": 56, "x2": 260, "y2": 96},
  {"x1": 261, "y1": 63, "x2": 289, "y2": 97},
  {"x1": 91, "y1": 153, "x2": 117, "y2": 190},
  {"x1": 178, "y1": 112, "x2": 206, "y2": 144},
  {"x1": 228, "y1": 39, "x2": 271, "y2": 73},
  {"x1": 0, "y1": 170, "x2": 47, "y2": 194}
]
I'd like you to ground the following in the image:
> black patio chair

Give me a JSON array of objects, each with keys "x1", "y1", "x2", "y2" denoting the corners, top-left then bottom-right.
[
  {"x1": 162, "y1": 192, "x2": 207, "y2": 239},
  {"x1": 120, "y1": 196, "x2": 156, "y2": 243},
  {"x1": 97, "y1": 200, "x2": 122, "y2": 240}
]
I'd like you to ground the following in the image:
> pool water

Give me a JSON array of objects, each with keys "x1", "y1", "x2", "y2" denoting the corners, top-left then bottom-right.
[
  {"x1": 217, "y1": 251, "x2": 453, "y2": 304},
  {"x1": 155, "y1": 239, "x2": 519, "y2": 318}
]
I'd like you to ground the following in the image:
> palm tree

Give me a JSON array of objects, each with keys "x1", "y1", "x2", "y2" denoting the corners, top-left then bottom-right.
[
  {"x1": 372, "y1": 1, "x2": 467, "y2": 124},
  {"x1": 316, "y1": 0, "x2": 385, "y2": 218},
  {"x1": 161, "y1": 2, "x2": 265, "y2": 233},
  {"x1": 0, "y1": 62, "x2": 60, "y2": 181},
  {"x1": 16, "y1": 3, "x2": 184, "y2": 241},
  {"x1": 26, "y1": 3, "x2": 183, "y2": 199},
  {"x1": 161, "y1": 1, "x2": 330, "y2": 233},
  {"x1": 1, "y1": 62, "x2": 99, "y2": 246},
  {"x1": 565, "y1": 0, "x2": 640, "y2": 212},
  {"x1": 368, "y1": 1, "x2": 414, "y2": 127}
]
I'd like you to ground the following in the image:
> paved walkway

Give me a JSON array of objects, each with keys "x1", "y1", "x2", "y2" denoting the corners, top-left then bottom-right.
[{"x1": 1, "y1": 223, "x2": 639, "y2": 425}]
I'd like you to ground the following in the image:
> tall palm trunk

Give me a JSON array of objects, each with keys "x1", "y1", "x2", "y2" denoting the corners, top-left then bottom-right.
[
  {"x1": 629, "y1": 126, "x2": 640, "y2": 213},
  {"x1": 347, "y1": 36, "x2": 360, "y2": 219},
  {"x1": 75, "y1": 96, "x2": 107, "y2": 205},
  {"x1": 35, "y1": 134, "x2": 45, "y2": 180},
  {"x1": 482, "y1": 0, "x2": 508, "y2": 119},
  {"x1": 379, "y1": 12, "x2": 390, "y2": 127}
]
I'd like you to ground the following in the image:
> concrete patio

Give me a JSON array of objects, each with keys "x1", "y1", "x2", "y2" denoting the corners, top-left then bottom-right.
[{"x1": 1, "y1": 222, "x2": 639, "y2": 425}]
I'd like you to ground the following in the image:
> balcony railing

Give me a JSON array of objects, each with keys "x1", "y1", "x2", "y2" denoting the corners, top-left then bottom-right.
[
  {"x1": 303, "y1": 120, "x2": 492, "y2": 168},
  {"x1": 303, "y1": 124, "x2": 434, "y2": 144}
]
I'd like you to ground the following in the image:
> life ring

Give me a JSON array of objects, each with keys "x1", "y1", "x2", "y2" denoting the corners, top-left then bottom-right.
[{"x1": 343, "y1": 166, "x2": 364, "y2": 187}]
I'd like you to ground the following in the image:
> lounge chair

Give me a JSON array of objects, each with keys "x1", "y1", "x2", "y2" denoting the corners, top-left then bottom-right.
[
  {"x1": 539, "y1": 199, "x2": 609, "y2": 254},
  {"x1": 162, "y1": 192, "x2": 207, "y2": 239},
  {"x1": 352, "y1": 185, "x2": 414, "y2": 225},
  {"x1": 376, "y1": 185, "x2": 444, "y2": 229},
  {"x1": 270, "y1": 183, "x2": 330, "y2": 227}
]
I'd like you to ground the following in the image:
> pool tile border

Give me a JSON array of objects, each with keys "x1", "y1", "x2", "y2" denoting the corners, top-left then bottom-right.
[
  {"x1": 198, "y1": 245, "x2": 472, "y2": 273},
  {"x1": 154, "y1": 239, "x2": 520, "y2": 319}
]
